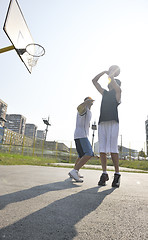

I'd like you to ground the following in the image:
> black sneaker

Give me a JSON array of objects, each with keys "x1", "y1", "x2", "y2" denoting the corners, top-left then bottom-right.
[
  {"x1": 98, "y1": 173, "x2": 109, "y2": 186},
  {"x1": 112, "y1": 173, "x2": 121, "y2": 188}
]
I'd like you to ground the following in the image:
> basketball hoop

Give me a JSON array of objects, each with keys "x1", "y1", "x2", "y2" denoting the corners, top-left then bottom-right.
[{"x1": 16, "y1": 43, "x2": 45, "y2": 67}]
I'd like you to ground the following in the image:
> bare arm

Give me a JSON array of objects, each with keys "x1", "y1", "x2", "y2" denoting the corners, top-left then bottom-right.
[
  {"x1": 109, "y1": 75, "x2": 121, "y2": 103},
  {"x1": 108, "y1": 66, "x2": 121, "y2": 103},
  {"x1": 77, "y1": 99, "x2": 93, "y2": 115},
  {"x1": 92, "y1": 71, "x2": 108, "y2": 95}
]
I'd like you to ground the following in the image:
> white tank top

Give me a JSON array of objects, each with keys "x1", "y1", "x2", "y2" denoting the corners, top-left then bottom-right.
[{"x1": 74, "y1": 108, "x2": 92, "y2": 139}]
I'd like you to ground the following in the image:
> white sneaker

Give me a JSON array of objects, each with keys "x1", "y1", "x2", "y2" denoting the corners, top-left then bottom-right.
[
  {"x1": 68, "y1": 169, "x2": 83, "y2": 182},
  {"x1": 78, "y1": 171, "x2": 84, "y2": 178},
  {"x1": 69, "y1": 170, "x2": 84, "y2": 178}
]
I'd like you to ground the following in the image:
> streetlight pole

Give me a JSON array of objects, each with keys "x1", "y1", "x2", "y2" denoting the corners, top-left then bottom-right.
[
  {"x1": 120, "y1": 134, "x2": 122, "y2": 159},
  {"x1": 91, "y1": 121, "x2": 97, "y2": 151},
  {"x1": 42, "y1": 116, "x2": 51, "y2": 141}
]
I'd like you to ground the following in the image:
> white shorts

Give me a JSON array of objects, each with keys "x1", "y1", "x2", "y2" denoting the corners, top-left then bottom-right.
[{"x1": 98, "y1": 121, "x2": 119, "y2": 153}]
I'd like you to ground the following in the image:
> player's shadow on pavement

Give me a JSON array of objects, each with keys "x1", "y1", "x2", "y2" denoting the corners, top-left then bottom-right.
[
  {"x1": 0, "y1": 181, "x2": 116, "y2": 240},
  {"x1": 0, "y1": 178, "x2": 81, "y2": 210}
]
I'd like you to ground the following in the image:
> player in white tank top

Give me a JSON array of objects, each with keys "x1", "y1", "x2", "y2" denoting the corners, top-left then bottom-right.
[
  {"x1": 74, "y1": 107, "x2": 92, "y2": 139},
  {"x1": 68, "y1": 97, "x2": 94, "y2": 182}
]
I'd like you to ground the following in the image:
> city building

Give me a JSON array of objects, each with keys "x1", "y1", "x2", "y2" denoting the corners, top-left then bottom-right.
[
  {"x1": 5, "y1": 114, "x2": 26, "y2": 135},
  {"x1": 0, "y1": 99, "x2": 8, "y2": 127},
  {"x1": 24, "y1": 123, "x2": 37, "y2": 139},
  {"x1": 36, "y1": 130, "x2": 45, "y2": 140},
  {"x1": 145, "y1": 117, "x2": 148, "y2": 155}
]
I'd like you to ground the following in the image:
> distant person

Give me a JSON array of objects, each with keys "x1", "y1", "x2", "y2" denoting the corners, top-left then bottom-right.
[
  {"x1": 92, "y1": 65, "x2": 121, "y2": 187},
  {"x1": 68, "y1": 97, "x2": 94, "y2": 182}
]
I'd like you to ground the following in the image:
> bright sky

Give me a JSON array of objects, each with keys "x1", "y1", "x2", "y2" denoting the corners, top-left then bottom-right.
[{"x1": 1, "y1": 0, "x2": 148, "y2": 152}]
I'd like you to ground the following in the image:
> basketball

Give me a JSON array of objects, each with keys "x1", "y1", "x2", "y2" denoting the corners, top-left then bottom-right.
[{"x1": 108, "y1": 65, "x2": 120, "y2": 77}]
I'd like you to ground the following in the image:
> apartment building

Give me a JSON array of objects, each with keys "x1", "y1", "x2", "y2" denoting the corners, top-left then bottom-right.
[
  {"x1": 0, "y1": 99, "x2": 8, "y2": 127},
  {"x1": 5, "y1": 114, "x2": 26, "y2": 135},
  {"x1": 25, "y1": 123, "x2": 37, "y2": 139},
  {"x1": 36, "y1": 130, "x2": 45, "y2": 140}
]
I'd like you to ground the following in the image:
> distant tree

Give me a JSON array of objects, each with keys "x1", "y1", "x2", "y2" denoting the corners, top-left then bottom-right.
[{"x1": 138, "y1": 149, "x2": 146, "y2": 158}]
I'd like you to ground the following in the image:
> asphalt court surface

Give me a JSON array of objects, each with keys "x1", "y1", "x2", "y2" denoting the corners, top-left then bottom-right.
[{"x1": 0, "y1": 165, "x2": 148, "y2": 240}]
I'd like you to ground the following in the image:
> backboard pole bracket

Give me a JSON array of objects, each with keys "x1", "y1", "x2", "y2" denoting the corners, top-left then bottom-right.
[{"x1": 0, "y1": 45, "x2": 14, "y2": 54}]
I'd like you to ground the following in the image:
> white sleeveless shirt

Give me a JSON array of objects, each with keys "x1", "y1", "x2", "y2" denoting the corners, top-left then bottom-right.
[{"x1": 74, "y1": 108, "x2": 92, "y2": 139}]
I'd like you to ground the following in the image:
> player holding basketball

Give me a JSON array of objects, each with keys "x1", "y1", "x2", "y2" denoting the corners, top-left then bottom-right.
[
  {"x1": 68, "y1": 97, "x2": 94, "y2": 182},
  {"x1": 92, "y1": 65, "x2": 121, "y2": 187}
]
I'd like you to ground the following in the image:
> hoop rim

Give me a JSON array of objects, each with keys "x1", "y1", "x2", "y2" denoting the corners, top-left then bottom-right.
[{"x1": 26, "y1": 43, "x2": 45, "y2": 57}]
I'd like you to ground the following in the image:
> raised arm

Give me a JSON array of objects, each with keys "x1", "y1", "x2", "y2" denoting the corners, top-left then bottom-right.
[
  {"x1": 92, "y1": 71, "x2": 108, "y2": 95},
  {"x1": 108, "y1": 75, "x2": 121, "y2": 103},
  {"x1": 77, "y1": 99, "x2": 94, "y2": 115}
]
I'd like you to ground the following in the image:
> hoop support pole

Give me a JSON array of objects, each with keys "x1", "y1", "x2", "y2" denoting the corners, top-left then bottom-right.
[{"x1": 0, "y1": 45, "x2": 14, "y2": 54}]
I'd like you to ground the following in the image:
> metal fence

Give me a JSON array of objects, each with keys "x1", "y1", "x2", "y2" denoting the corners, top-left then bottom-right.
[
  {"x1": 0, "y1": 127, "x2": 77, "y2": 162},
  {"x1": 0, "y1": 127, "x2": 147, "y2": 161}
]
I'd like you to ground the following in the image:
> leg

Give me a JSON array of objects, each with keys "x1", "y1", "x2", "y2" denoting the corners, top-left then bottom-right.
[
  {"x1": 69, "y1": 138, "x2": 93, "y2": 182},
  {"x1": 110, "y1": 122, "x2": 120, "y2": 173},
  {"x1": 98, "y1": 124, "x2": 108, "y2": 172},
  {"x1": 74, "y1": 157, "x2": 84, "y2": 178},
  {"x1": 111, "y1": 153, "x2": 119, "y2": 173},
  {"x1": 74, "y1": 155, "x2": 92, "y2": 170},
  {"x1": 111, "y1": 153, "x2": 121, "y2": 187},
  {"x1": 100, "y1": 152, "x2": 107, "y2": 172},
  {"x1": 98, "y1": 152, "x2": 109, "y2": 186},
  {"x1": 68, "y1": 155, "x2": 91, "y2": 182},
  {"x1": 74, "y1": 157, "x2": 81, "y2": 167}
]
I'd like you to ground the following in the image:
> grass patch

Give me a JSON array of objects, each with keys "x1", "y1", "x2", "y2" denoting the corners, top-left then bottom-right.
[
  {"x1": 119, "y1": 159, "x2": 148, "y2": 171},
  {"x1": 82, "y1": 157, "x2": 148, "y2": 171},
  {"x1": 0, "y1": 152, "x2": 58, "y2": 166},
  {"x1": 0, "y1": 152, "x2": 147, "y2": 172}
]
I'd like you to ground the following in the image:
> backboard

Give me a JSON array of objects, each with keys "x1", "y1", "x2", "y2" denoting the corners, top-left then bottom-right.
[{"x1": 3, "y1": 0, "x2": 34, "y2": 73}]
